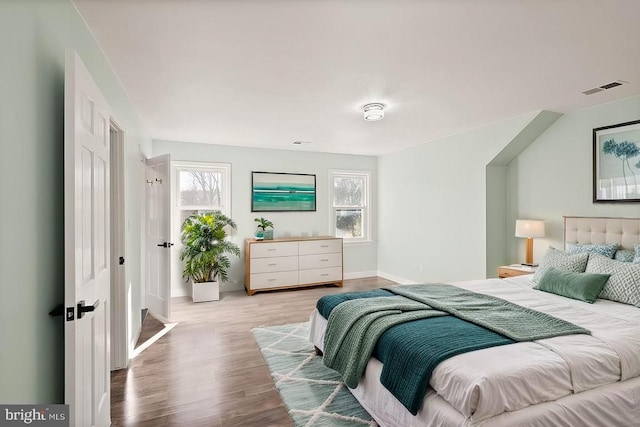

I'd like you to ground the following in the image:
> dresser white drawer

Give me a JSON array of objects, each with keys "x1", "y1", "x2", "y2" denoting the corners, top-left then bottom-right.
[
  {"x1": 299, "y1": 267, "x2": 343, "y2": 285},
  {"x1": 299, "y1": 239, "x2": 342, "y2": 255},
  {"x1": 250, "y1": 271, "x2": 299, "y2": 290},
  {"x1": 299, "y1": 253, "x2": 342, "y2": 270},
  {"x1": 251, "y1": 256, "x2": 298, "y2": 274},
  {"x1": 250, "y1": 241, "x2": 298, "y2": 258}
]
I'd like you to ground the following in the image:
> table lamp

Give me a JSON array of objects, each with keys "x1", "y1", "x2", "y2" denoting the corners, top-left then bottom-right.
[{"x1": 515, "y1": 219, "x2": 545, "y2": 266}]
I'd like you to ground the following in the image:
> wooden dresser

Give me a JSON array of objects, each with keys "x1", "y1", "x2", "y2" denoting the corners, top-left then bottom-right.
[{"x1": 244, "y1": 237, "x2": 343, "y2": 295}]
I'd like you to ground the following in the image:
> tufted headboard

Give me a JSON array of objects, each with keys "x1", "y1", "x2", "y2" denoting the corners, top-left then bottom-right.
[{"x1": 564, "y1": 216, "x2": 640, "y2": 251}]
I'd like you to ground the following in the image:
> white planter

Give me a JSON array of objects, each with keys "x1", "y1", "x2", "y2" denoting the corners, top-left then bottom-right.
[{"x1": 192, "y1": 280, "x2": 220, "y2": 302}]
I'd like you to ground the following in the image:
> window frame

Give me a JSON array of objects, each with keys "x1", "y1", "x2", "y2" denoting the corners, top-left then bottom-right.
[
  {"x1": 329, "y1": 169, "x2": 371, "y2": 244},
  {"x1": 173, "y1": 161, "x2": 231, "y2": 215}
]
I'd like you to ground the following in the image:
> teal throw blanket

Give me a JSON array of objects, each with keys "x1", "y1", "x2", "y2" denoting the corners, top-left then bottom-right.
[
  {"x1": 319, "y1": 284, "x2": 590, "y2": 415},
  {"x1": 388, "y1": 284, "x2": 590, "y2": 341},
  {"x1": 375, "y1": 316, "x2": 514, "y2": 414},
  {"x1": 323, "y1": 296, "x2": 446, "y2": 388}
]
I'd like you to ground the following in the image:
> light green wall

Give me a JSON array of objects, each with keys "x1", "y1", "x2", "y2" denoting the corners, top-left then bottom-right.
[
  {"x1": 0, "y1": 0, "x2": 150, "y2": 403},
  {"x1": 377, "y1": 112, "x2": 540, "y2": 283},
  {"x1": 486, "y1": 165, "x2": 508, "y2": 275},
  {"x1": 507, "y1": 96, "x2": 640, "y2": 263},
  {"x1": 152, "y1": 140, "x2": 378, "y2": 294}
]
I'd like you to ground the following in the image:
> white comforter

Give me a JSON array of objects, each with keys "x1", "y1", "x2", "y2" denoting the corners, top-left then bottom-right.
[{"x1": 310, "y1": 276, "x2": 640, "y2": 422}]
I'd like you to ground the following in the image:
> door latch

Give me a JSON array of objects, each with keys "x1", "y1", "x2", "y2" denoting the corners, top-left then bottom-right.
[{"x1": 77, "y1": 300, "x2": 100, "y2": 319}]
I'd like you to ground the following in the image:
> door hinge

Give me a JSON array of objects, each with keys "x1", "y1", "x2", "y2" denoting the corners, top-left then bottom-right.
[{"x1": 119, "y1": 256, "x2": 125, "y2": 265}]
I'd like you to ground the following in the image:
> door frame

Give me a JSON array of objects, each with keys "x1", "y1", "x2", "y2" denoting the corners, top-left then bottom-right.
[
  {"x1": 110, "y1": 119, "x2": 127, "y2": 370},
  {"x1": 140, "y1": 151, "x2": 147, "y2": 314}
]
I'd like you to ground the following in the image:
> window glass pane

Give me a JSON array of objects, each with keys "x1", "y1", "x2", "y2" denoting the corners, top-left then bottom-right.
[
  {"x1": 333, "y1": 176, "x2": 364, "y2": 207},
  {"x1": 179, "y1": 170, "x2": 223, "y2": 206},
  {"x1": 335, "y1": 209, "x2": 363, "y2": 238}
]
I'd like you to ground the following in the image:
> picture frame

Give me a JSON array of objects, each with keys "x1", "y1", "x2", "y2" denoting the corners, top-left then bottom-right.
[
  {"x1": 593, "y1": 119, "x2": 640, "y2": 203},
  {"x1": 251, "y1": 171, "x2": 316, "y2": 212}
]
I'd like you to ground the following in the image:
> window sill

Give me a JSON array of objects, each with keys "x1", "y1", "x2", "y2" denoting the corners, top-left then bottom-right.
[{"x1": 342, "y1": 239, "x2": 374, "y2": 247}]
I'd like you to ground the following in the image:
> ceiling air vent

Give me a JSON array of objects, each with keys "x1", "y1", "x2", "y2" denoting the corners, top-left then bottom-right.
[
  {"x1": 582, "y1": 80, "x2": 627, "y2": 95},
  {"x1": 600, "y1": 81, "x2": 623, "y2": 90},
  {"x1": 582, "y1": 88, "x2": 604, "y2": 95}
]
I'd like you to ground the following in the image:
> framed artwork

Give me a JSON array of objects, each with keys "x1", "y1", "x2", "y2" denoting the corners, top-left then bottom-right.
[
  {"x1": 593, "y1": 119, "x2": 640, "y2": 203},
  {"x1": 251, "y1": 171, "x2": 316, "y2": 212}
]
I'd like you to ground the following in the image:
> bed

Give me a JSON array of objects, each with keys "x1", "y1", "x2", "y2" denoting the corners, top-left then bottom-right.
[{"x1": 309, "y1": 216, "x2": 640, "y2": 426}]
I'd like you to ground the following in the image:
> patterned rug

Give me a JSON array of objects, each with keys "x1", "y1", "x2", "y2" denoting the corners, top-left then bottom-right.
[{"x1": 252, "y1": 322, "x2": 379, "y2": 427}]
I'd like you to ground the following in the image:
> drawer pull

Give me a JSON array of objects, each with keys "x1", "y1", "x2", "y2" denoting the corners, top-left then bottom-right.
[
  {"x1": 321, "y1": 245, "x2": 329, "y2": 248},
  {"x1": 268, "y1": 278, "x2": 277, "y2": 282},
  {"x1": 268, "y1": 248, "x2": 276, "y2": 251},
  {"x1": 321, "y1": 273, "x2": 329, "y2": 277},
  {"x1": 268, "y1": 263, "x2": 277, "y2": 266},
  {"x1": 320, "y1": 259, "x2": 329, "y2": 262}
]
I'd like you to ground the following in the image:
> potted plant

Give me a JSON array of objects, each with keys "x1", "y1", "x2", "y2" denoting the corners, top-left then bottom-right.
[
  {"x1": 254, "y1": 217, "x2": 274, "y2": 240},
  {"x1": 180, "y1": 211, "x2": 240, "y2": 302}
]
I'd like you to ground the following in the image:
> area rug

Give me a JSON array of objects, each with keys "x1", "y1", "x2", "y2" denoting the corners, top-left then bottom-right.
[{"x1": 252, "y1": 322, "x2": 379, "y2": 427}]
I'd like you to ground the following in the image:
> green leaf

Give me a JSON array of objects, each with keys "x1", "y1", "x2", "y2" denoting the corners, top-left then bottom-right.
[{"x1": 180, "y1": 211, "x2": 240, "y2": 283}]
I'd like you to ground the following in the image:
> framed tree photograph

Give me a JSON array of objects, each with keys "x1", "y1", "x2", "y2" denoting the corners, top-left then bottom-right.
[
  {"x1": 251, "y1": 171, "x2": 316, "y2": 212},
  {"x1": 593, "y1": 119, "x2": 640, "y2": 203}
]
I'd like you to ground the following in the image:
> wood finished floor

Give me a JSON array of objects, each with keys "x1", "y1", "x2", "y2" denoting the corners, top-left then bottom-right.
[{"x1": 111, "y1": 277, "x2": 395, "y2": 427}]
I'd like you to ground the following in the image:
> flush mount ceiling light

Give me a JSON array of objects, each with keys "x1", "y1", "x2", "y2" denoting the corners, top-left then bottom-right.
[{"x1": 362, "y1": 103, "x2": 385, "y2": 121}]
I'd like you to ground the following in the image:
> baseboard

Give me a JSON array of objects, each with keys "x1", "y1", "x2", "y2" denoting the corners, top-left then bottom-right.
[
  {"x1": 171, "y1": 286, "x2": 190, "y2": 297},
  {"x1": 141, "y1": 308, "x2": 148, "y2": 325},
  {"x1": 343, "y1": 271, "x2": 378, "y2": 280},
  {"x1": 376, "y1": 271, "x2": 416, "y2": 285}
]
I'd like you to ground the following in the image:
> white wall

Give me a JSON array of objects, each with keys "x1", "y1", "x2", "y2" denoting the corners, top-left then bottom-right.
[
  {"x1": 152, "y1": 140, "x2": 378, "y2": 294},
  {"x1": 507, "y1": 96, "x2": 640, "y2": 263},
  {"x1": 0, "y1": 0, "x2": 150, "y2": 403},
  {"x1": 377, "y1": 112, "x2": 540, "y2": 283}
]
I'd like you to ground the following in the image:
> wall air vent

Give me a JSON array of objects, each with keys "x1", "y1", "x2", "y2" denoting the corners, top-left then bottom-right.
[{"x1": 582, "y1": 80, "x2": 627, "y2": 95}]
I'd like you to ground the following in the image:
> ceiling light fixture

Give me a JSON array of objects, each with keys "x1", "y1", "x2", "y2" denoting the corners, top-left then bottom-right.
[{"x1": 363, "y1": 103, "x2": 385, "y2": 121}]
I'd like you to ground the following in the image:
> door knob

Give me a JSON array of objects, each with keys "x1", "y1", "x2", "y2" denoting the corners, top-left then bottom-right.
[
  {"x1": 157, "y1": 242, "x2": 174, "y2": 248},
  {"x1": 77, "y1": 300, "x2": 100, "y2": 319}
]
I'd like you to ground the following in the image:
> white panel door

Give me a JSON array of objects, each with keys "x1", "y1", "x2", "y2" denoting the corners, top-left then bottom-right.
[
  {"x1": 145, "y1": 154, "x2": 171, "y2": 319},
  {"x1": 64, "y1": 50, "x2": 110, "y2": 427}
]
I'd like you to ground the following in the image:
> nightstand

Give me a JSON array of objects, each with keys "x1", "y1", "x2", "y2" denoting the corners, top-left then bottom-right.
[{"x1": 498, "y1": 265, "x2": 536, "y2": 278}]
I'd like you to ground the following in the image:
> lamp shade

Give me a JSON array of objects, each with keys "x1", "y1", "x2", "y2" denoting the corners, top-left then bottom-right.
[{"x1": 515, "y1": 219, "x2": 545, "y2": 238}]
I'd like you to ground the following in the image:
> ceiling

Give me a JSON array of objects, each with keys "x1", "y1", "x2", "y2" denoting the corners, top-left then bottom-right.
[{"x1": 73, "y1": 0, "x2": 640, "y2": 156}]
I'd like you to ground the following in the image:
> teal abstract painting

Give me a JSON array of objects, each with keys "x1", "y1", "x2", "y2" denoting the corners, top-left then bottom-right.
[{"x1": 252, "y1": 172, "x2": 316, "y2": 211}]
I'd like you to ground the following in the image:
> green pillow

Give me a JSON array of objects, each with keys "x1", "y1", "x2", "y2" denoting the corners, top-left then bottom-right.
[{"x1": 534, "y1": 267, "x2": 610, "y2": 303}]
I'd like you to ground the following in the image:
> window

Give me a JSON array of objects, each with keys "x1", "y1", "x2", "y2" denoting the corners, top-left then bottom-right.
[
  {"x1": 174, "y1": 162, "x2": 231, "y2": 214},
  {"x1": 171, "y1": 161, "x2": 232, "y2": 298},
  {"x1": 330, "y1": 170, "x2": 370, "y2": 242}
]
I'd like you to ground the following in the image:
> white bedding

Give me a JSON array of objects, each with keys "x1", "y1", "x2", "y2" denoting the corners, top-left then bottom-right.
[{"x1": 309, "y1": 276, "x2": 640, "y2": 425}]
